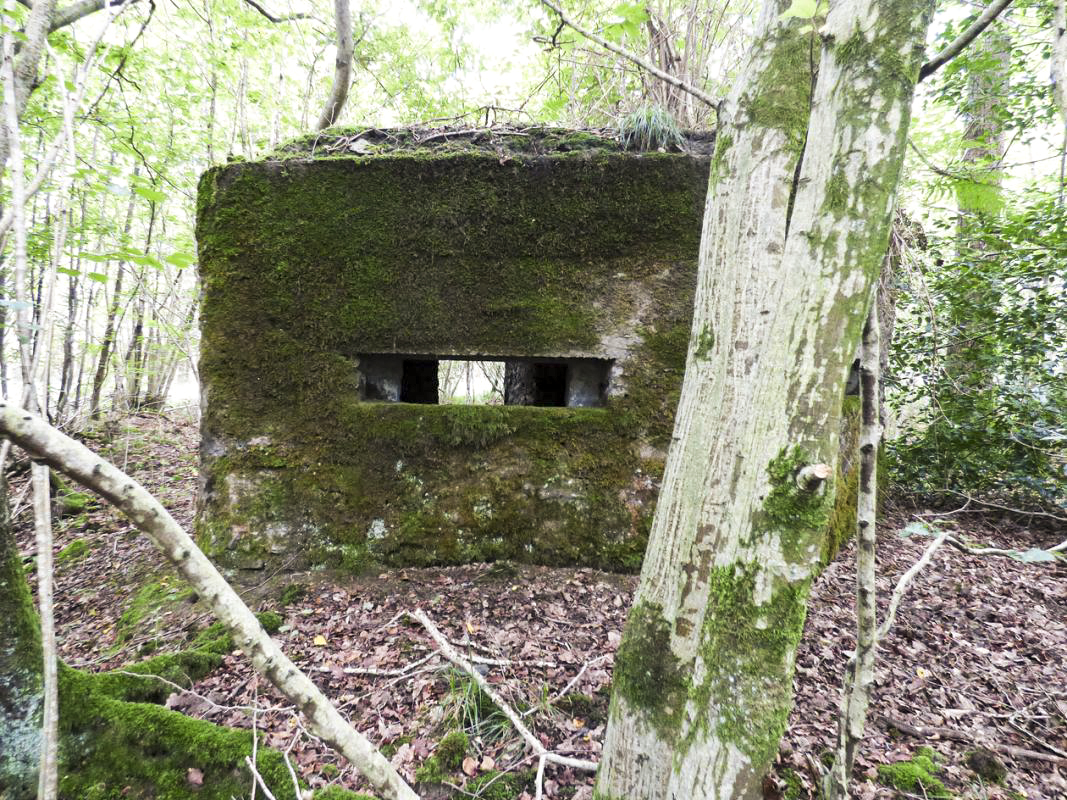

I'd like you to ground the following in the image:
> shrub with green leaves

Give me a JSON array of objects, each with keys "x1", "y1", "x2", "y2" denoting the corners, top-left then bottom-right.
[{"x1": 888, "y1": 195, "x2": 1066, "y2": 513}]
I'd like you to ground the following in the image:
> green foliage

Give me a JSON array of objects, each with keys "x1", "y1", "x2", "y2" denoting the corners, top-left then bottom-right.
[
  {"x1": 442, "y1": 670, "x2": 510, "y2": 744},
  {"x1": 888, "y1": 196, "x2": 1066, "y2": 513},
  {"x1": 618, "y1": 104, "x2": 684, "y2": 152}
]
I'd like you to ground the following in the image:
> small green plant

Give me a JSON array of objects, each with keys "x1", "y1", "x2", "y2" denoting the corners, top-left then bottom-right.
[
  {"x1": 877, "y1": 746, "x2": 952, "y2": 799},
  {"x1": 442, "y1": 669, "x2": 510, "y2": 743},
  {"x1": 279, "y1": 582, "x2": 306, "y2": 605},
  {"x1": 464, "y1": 769, "x2": 535, "y2": 800},
  {"x1": 414, "y1": 756, "x2": 446, "y2": 784},
  {"x1": 435, "y1": 729, "x2": 468, "y2": 770},
  {"x1": 57, "y1": 538, "x2": 90, "y2": 564},
  {"x1": 618, "y1": 104, "x2": 684, "y2": 152}
]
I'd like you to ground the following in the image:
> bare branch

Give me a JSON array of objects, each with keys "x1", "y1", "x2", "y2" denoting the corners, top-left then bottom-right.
[
  {"x1": 876, "y1": 531, "x2": 949, "y2": 642},
  {"x1": 918, "y1": 0, "x2": 1015, "y2": 82},
  {"x1": 880, "y1": 715, "x2": 1067, "y2": 766},
  {"x1": 50, "y1": 0, "x2": 138, "y2": 32},
  {"x1": 240, "y1": 0, "x2": 308, "y2": 24},
  {"x1": 537, "y1": 0, "x2": 716, "y2": 108}
]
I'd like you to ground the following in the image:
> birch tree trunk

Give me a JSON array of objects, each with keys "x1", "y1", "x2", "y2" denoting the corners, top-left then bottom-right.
[
  {"x1": 595, "y1": 2, "x2": 934, "y2": 798},
  {"x1": 823, "y1": 306, "x2": 882, "y2": 800}
]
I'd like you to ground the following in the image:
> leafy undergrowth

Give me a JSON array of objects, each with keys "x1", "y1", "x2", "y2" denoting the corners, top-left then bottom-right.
[{"x1": 12, "y1": 412, "x2": 1067, "y2": 799}]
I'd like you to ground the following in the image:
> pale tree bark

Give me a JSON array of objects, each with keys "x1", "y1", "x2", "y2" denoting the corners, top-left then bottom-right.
[
  {"x1": 595, "y1": 1, "x2": 934, "y2": 798},
  {"x1": 2, "y1": 23, "x2": 58, "y2": 797},
  {"x1": 0, "y1": 0, "x2": 56, "y2": 171},
  {"x1": 0, "y1": 405, "x2": 419, "y2": 800},
  {"x1": 316, "y1": 0, "x2": 353, "y2": 130},
  {"x1": 823, "y1": 305, "x2": 882, "y2": 800},
  {"x1": 1054, "y1": 0, "x2": 1066, "y2": 204}
]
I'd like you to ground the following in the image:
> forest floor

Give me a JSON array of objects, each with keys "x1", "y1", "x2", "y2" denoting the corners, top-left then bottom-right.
[{"x1": 13, "y1": 411, "x2": 1067, "y2": 800}]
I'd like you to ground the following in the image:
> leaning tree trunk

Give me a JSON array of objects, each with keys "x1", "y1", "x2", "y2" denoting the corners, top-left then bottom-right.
[{"x1": 595, "y1": 2, "x2": 935, "y2": 798}]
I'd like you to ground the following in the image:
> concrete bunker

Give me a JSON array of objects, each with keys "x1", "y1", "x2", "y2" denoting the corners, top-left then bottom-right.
[
  {"x1": 360, "y1": 354, "x2": 611, "y2": 407},
  {"x1": 195, "y1": 127, "x2": 857, "y2": 575}
]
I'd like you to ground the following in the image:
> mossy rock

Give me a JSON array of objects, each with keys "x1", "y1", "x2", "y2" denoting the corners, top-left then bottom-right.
[
  {"x1": 56, "y1": 665, "x2": 296, "y2": 800},
  {"x1": 1, "y1": 488, "x2": 298, "y2": 800}
]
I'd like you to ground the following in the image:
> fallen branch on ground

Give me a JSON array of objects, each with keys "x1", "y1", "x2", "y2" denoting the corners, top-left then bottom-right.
[
  {"x1": 404, "y1": 608, "x2": 598, "y2": 789},
  {"x1": 880, "y1": 715, "x2": 1067, "y2": 766},
  {"x1": 0, "y1": 404, "x2": 418, "y2": 800}
]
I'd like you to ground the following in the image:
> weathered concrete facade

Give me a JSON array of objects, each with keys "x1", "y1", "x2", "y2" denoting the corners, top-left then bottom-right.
[{"x1": 195, "y1": 129, "x2": 712, "y2": 572}]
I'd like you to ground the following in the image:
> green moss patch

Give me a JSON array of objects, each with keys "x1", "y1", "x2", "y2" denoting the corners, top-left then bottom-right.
[
  {"x1": 685, "y1": 564, "x2": 812, "y2": 765},
  {"x1": 612, "y1": 601, "x2": 687, "y2": 736},
  {"x1": 434, "y1": 729, "x2": 469, "y2": 770},
  {"x1": 878, "y1": 747, "x2": 953, "y2": 799},
  {"x1": 56, "y1": 538, "x2": 90, "y2": 565},
  {"x1": 57, "y1": 664, "x2": 295, "y2": 800}
]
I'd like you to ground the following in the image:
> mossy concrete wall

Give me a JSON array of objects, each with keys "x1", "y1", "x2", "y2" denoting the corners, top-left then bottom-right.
[{"x1": 195, "y1": 130, "x2": 709, "y2": 573}]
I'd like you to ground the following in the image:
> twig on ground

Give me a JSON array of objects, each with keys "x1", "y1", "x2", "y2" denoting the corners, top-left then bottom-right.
[
  {"x1": 944, "y1": 489, "x2": 1067, "y2": 525},
  {"x1": 876, "y1": 531, "x2": 949, "y2": 641},
  {"x1": 1007, "y1": 717, "x2": 1067, "y2": 759},
  {"x1": 534, "y1": 754, "x2": 547, "y2": 800},
  {"x1": 522, "y1": 653, "x2": 611, "y2": 718},
  {"x1": 245, "y1": 756, "x2": 278, "y2": 800},
  {"x1": 110, "y1": 670, "x2": 286, "y2": 713},
  {"x1": 880, "y1": 715, "x2": 1067, "y2": 765},
  {"x1": 405, "y1": 609, "x2": 598, "y2": 772},
  {"x1": 315, "y1": 652, "x2": 439, "y2": 677},
  {"x1": 282, "y1": 749, "x2": 304, "y2": 800}
]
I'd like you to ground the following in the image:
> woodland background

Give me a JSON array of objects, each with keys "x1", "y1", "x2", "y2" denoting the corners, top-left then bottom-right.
[{"x1": 1, "y1": 0, "x2": 1065, "y2": 798}]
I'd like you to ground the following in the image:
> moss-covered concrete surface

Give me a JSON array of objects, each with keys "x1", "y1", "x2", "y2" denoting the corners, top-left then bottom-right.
[
  {"x1": 196, "y1": 129, "x2": 708, "y2": 573},
  {"x1": 197, "y1": 127, "x2": 863, "y2": 574}
]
